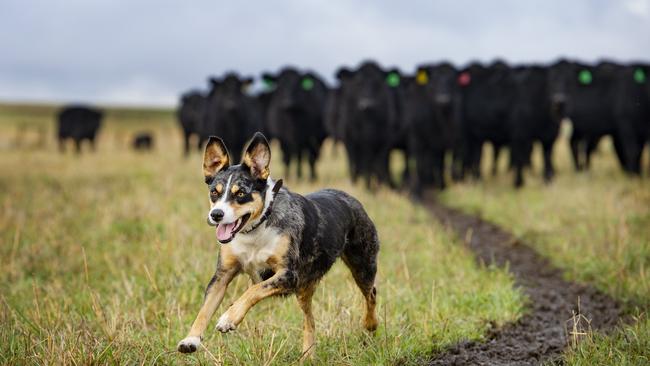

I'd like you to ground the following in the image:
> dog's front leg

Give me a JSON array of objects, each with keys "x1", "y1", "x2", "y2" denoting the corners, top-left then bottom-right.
[
  {"x1": 177, "y1": 258, "x2": 240, "y2": 353},
  {"x1": 216, "y1": 270, "x2": 295, "y2": 332}
]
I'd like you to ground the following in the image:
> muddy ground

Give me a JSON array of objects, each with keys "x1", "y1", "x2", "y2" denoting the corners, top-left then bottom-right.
[{"x1": 424, "y1": 200, "x2": 625, "y2": 366}]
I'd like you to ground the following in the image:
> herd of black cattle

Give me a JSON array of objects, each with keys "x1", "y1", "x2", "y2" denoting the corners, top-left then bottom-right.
[{"x1": 57, "y1": 58, "x2": 649, "y2": 193}]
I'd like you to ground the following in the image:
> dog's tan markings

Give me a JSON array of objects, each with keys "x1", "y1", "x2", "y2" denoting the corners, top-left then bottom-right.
[
  {"x1": 184, "y1": 246, "x2": 240, "y2": 340},
  {"x1": 203, "y1": 137, "x2": 230, "y2": 179},
  {"x1": 231, "y1": 192, "x2": 264, "y2": 221},
  {"x1": 216, "y1": 235, "x2": 291, "y2": 331},
  {"x1": 296, "y1": 283, "x2": 317, "y2": 361},
  {"x1": 230, "y1": 184, "x2": 239, "y2": 194},
  {"x1": 363, "y1": 286, "x2": 378, "y2": 332},
  {"x1": 215, "y1": 183, "x2": 223, "y2": 194}
]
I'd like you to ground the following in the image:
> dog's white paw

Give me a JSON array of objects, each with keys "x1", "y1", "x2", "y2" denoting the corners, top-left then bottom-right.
[
  {"x1": 216, "y1": 314, "x2": 237, "y2": 333},
  {"x1": 177, "y1": 336, "x2": 201, "y2": 353}
]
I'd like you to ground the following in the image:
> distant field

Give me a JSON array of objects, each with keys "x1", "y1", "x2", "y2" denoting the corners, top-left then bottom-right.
[{"x1": 0, "y1": 103, "x2": 522, "y2": 365}]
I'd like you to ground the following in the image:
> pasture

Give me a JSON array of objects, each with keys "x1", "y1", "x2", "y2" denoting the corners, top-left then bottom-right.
[
  {"x1": 0, "y1": 103, "x2": 648, "y2": 365},
  {"x1": 0, "y1": 104, "x2": 521, "y2": 365}
]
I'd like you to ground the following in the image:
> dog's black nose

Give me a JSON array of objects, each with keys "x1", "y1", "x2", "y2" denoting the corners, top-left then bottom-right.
[{"x1": 210, "y1": 209, "x2": 224, "y2": 222}]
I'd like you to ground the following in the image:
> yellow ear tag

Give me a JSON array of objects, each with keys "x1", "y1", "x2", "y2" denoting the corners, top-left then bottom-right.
[{"x1": 416, "y1": 70, "x2": 429, "y2": 85}]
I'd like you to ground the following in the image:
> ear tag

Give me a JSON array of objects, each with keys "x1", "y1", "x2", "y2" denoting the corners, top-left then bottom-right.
[
  {"x1": 386, "y1": 72, "x2": 400, "y2": 88},
  {"x1": 416, "y1": 70, "x2": 429, "y2": 85},
  {"x1": 263, "y1": 78, "x2": 275, "y2": 90},
  {"x1": 634, "y1": 68, "x2": 646, "y2": 84},
  {"x1": 301, "y1": 77, "x2": 314, "y2": 91},
  {"x1": 458, "y1": 72, "x2": 471, "y2": 86},
  {"x1": 578, "y1": 70, "x2": 592, "y2": 85}
]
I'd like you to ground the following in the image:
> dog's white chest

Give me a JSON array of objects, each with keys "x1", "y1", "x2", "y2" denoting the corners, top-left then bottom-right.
[{"x1": 229, "y1": 227, "x2": 283, "y2": 280}]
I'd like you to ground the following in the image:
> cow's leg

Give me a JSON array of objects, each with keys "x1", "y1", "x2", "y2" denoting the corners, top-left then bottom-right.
[
  {"x1": 542, "y1": 139, "x2": 555, "y2": 183},
  {"x1": 511, "y1": 141, "x2": 526, "y2": 188},
  {"x1": 585, "y1": 137, "x2": 601, "y2": 170},
  {"x1": 281, "y1": 142, "x2": 292, "y2": 179},
  {"x1": 308, "y1": 148, "x2": 318, "y2": 182},
  {"x1": 433, "y1": 150, "x2": 445, "y2": 190},
  {"x1": 570, "y1": 135, "x2": 582, "y2": 171},
  {"x1": 296, "y1": 149, "x2": 303, "y2": 179},
  {"x1": 74, "y1": 139, "x2": 82, "y2": 154},
  {"x1": 492, "y1": 143, "x2": 501, "y2": 176}
]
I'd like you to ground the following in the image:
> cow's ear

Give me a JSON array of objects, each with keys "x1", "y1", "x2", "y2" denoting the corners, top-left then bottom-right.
[
  {"x1": 203, "y1": 136, "x2": 230, "y2": 184},
  {"x1": 242, "y1": 132, "x2": 271, "y2": 180},
  {"x1": 336, "y1": 67, "x2": 352, "y2": 81},
  {"x1": 262, "y1": 73, "x2": 277, "y2": 83},
  {"x1": 209, "y1": 77, "x2": 220, "y2": 88}
]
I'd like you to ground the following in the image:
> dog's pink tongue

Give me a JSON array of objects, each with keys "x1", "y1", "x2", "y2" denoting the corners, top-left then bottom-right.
[{"x1": 216, "y1": 222, "x2": 237, "y2": 241}]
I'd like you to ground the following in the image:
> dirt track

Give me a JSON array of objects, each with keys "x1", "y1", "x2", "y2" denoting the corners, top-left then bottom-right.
[{"x1": 424, "y1": 200, "x2": 625, "y2": 366}]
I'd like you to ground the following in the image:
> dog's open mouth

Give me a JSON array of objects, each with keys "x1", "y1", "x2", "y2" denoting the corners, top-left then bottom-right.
[{"x1": 216, "y1": 213, "x2": 251, "y2": 243}]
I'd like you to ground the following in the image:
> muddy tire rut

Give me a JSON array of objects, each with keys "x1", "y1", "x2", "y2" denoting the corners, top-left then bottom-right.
[{"x1": 424, "y1": 199, "x2": 625, "y2": 366}]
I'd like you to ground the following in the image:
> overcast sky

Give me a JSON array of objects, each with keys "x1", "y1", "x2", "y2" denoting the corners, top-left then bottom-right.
[{"x1": 1, "y1": 0, "x2": 649, "y2": 107}]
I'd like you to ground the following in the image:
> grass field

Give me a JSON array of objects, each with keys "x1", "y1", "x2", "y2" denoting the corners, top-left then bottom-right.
[
  {"x1": 2, "y1": 103, "x2": 648, "y2": 365},
  {"x1": 0, "y1": 104, "x2": 523, "y2": 365},
  {"x1": 440, "y1": 128, "x2": 650, "y2": 365}
]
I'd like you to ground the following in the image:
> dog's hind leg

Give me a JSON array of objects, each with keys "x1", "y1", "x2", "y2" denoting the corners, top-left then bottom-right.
[
  {"x1": 177, "y1": 249, "x2": 240, "y2": 353},
  {"x1": 342, "y1": 220, "x2": 379, "y2": 332},
  {"x1": 296, "y1": 283, "x2": 317, "y2": 361}
]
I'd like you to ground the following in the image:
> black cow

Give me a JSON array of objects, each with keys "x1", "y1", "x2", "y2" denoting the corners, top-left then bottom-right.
[
  {"x1": 335, "y1": 61, "x2": 401, "y2": 188},
  {"x1": 203, "y1": 73, "x2": 263, "y2": 163},
  {"x1": 565, "y1": 61, "x2": 621, "y2": 170},
  {"x1": 263, "y1": 68, "x2": 328, "y2": 180},
  {"x1": 404, "y1": 62, "x2": 460, "y2": 195},
  {"x1": 57, "y1": 105, "x2": 103, "y2": 153},
  {"x1": 177, "y1": 91, "x2": 207, "y2": 155},
  {"x1": 611, "y1": 63, "x2": 650, "y2": 174},
  {"x1": 457, "y1": 61, "x2": 516, "y2": 180},
  {"x1": 132, "y1": 132, "x2": 154, "y2": 151},
  {"x1": 507, "y1": 63, "x2": 568, "y2": 187}
]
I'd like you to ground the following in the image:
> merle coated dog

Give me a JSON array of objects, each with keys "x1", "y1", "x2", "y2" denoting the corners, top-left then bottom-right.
[{"x1": 177, "y1": 132, "x2": 380, "y2": 360}]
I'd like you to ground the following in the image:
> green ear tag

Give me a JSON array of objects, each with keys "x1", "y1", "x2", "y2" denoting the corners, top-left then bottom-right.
[
  {"x1": 634, "y1": 68, "x2": 646, "y2": 84},
  {"x1": 578, "y1": 70, "x2": 592, "y2": 85},
  {"x1": 263, "y1": 78, "x2": 275, "y2": 89},
  {"x1": 386, "y1": 72, "x2": 400, "y2": 88},
  {"x1": 301, "y1": 77, "x2": 314, "y2": 91}
]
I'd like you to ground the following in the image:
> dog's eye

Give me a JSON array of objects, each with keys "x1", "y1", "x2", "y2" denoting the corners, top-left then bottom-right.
[
  {"x1": 210, "y1": 190, "x2": 218, "y2": 197},
  {"x1": 236, "y1": 191, "x2": 245, "y2": 198}
]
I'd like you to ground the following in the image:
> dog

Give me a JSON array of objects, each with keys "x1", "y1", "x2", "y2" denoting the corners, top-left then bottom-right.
[{"x1": 177, "y1": 132, "x2": 380, "y2": 359}]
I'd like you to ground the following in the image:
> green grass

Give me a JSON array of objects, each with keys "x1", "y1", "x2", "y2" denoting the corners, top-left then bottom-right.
[
  {"x1": 0, "y1": 103, "x2": 523, "y2": 365},
  {"x1": 440, "y1": 125, "x2": 650, "y2": 365}
]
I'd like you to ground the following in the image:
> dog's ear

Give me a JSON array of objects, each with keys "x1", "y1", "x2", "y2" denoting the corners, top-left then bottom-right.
[
  {"x1": 203, "y1": 136, "x2": 230, "y2": 184},
  {"x1": 242, "y1": 132, "x2": 271, "y2": 180}
]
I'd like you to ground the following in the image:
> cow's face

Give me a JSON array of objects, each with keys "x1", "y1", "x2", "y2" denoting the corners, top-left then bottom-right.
[
  {"x1": 210, "y1": 74, "x2": 253, "y2": 114},
  {"x1": 547, "y1": 60, "x2": 574, "y2": 118},
  {"x1": 265, "y1": 69, "x2": 318, "y2": 111},
  {"x1": 429, "y1": 64, "x2": 457, "y2": 106},
  {"x1": 349, "y1": 62, "x2": 395, "y2": 114}
]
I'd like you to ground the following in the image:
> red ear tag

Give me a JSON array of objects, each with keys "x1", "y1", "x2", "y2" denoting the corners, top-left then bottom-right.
[{"x1": 458, "y1": 72, "x2": 471, "y2": 86}]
